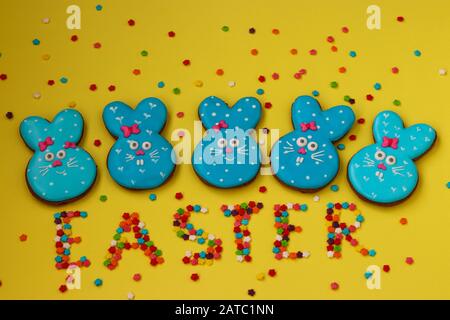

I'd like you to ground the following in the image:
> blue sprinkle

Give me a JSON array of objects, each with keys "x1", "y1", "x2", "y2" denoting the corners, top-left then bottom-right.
[
  {"x1": 242, "y1": 248, "x2": 250, "y2": 255},
  {"x1": 60, "y1": 77, "x2": 68, "y2": 84},
  {"x1": 94, "y1": 278, "x2": 103, "y2": 286},
  {"x1": 193, "y1": 205, "x2": 201, "y2": 212},
  {"x1": 356, "y1": 214, "x2": 365, "y2": 222},
  {"x1": 281, "y1": 211, "x2": 288, "y2": 217},
  {"x1": 327, "y1": 202, "x2": 334, "y2": 209},
  {"x1": 80, "y1": 211, "x2": 88, "y2": 218},
  {"x1": 149, "y1": 193, "x2": 157, "y2": 201},
  {"x1": 95, "y1": 5, "x2": 103, "y2": 11},
  {"x1": 55, "y1": 256, "x2": 62, "y2": 262},
  {"x1": 186, "y1": 223, "x2": 193, "y2": 230},
  {"x1": 54, "y1": 213, "x2": 61, "y2": 219},
  {"x1": 312, "y1": 90, "x2": 319, "y2": 97},
  {"x1": 368, "y1": 249, "x2": 377, "y2": 257},
  {"x1": 349, "y1": 50, "x2": 357, "y2": 57},
  {"x1": 198, "y1": 238, "x2": 205, "y2": 244},
  {"x1": 199, "y1": 251, "x2": 206, "y2": 258},
  {"x1": 137, "y1": 238, "x2": 144, "y2": 244},
  {"x1": 446, "y1": 182, "x2": 450, "y2": 189},
  {"x1": 32, "y1": 39, "x2": 40, "y2": 46},
  {"x1": 64, "y1": 249, "x2": 70, "y2": 255},
  {"x1": 235, "y1": 233, "x2": 243, "y2": 239},
  {"x1": 63, "y1": 224, "x2": 72, "y2": 229},
  {"x1": 374, "y1": 83, "x2": 382, "y2": 90},
  {"x1": 337, "y1": 143, "x2": 345, "y2": 150},
  {"x1": 141, "y1": 229, "x2": 148, "y2": 235},
  {"x1": 157, "y1": 81, "x2": 165, "y2": 88},
  {"x1": 116, "y1": 227, "x2": 123, "y2": 234},
  {"x1": 364, "y1": 272, "x2": 373, "y2": 279},
  {"x1": 256, "y1": 88, "x2": 264, "y2": 95},
  {"x1": 80, "y1": 256, "x2": 87, "y2": 262},
  {"x1": 342, "y1": 202, "x2": 349, "y2": 209},
  {"x1": 196, "y1": 229, "x2": 203, "y2": 236},
  {"x1": 224, "y1": 209, "x2": 231, "y2": 217},
  {"x1": 414, "y1": 50, "x2": 421, "y2": 57},
  {"x1": 272, "y1": 247, "x2": 280, "y2": 254},
  {"x1": 241, "y1": 219, "x2": 249, "y2": 225},
  {"x1": 330, "y1": 184, "x2": 339, "y2": 192},
  {"x1": 300, "y1": 204, "x2": 308, "y2": 211}
]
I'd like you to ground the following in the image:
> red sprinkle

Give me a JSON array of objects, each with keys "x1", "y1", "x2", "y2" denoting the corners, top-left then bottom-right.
[
  {"x1": 383, "y1": 265, "x2": 391, "y2": 272},
  {"x1": 190, "y1": 273, "x2": 199, "y2": 281},
  {"x1": 349, "y1": 135, "x2": 357, "y2": 141},
  {"x1": 128, "y1": 19, "x2": 135, "y2": 26},
  {"x1": 327, "y1": 36, "x2": 335, "y2": 43},
  {"x1": 397, "y1": 16, "x2": 405, "y2": 22},
  {"x1": 19, "y1": 234, "x2": 28, "y2": 242},
  {"x1": 108, "y1": 85, "x2": 116, "y2": 92},
  {"x1": 59, "y1": 285, "x2": 68, "y2": 293},
  {"x1": 392, "y1": 67, "x2": 399, "y2": 74},
  {"x1": 338, "y1": 67, "x2": 346, "y2": 73},
  {"x1": 342, "y1": 26, "x2": 349, "y2": 33},
  {"x1": 182, "y1": 59, "x2": 191, "y2": 66},
  {"x1": 0, "y1": 74, "x2": 7, "y2": 81},
  {"x1": 250, "y1": 48, "x2": 258, "y2": 56},
  {"x1": 309, "y1": 49, "x2": 317, "y2": 55},
  {"x1": 133, "y1": 69, "x2": 141, "y2": 76},
  {"x1": 89, "y1": 84, "x2": 97, "y2": 91},
  {"x1": 176, "y1": 112, "x2": 184, "y2": 118},
  {"x1": 93, "y1": 42, "x2": 102, "y2": 49},
  {"x1": 357, "y1": 118, "x2": 366, "y2": 124},
  {"x1": 272, "y1": 28, "x2": 280, "y2": 35},
  {"x1": 94, "y1": 139, "x2": 102, "y2": 147},
  {"x1": 272, "y1": 73, "x2": 280, "y2": 80},
  {"x1": 168, "y1": 31, "x2": 176, "y2": 38},
  {"x1": 330, "y1": 282, "x2": 339, "y2": 290},
  {"x1": 259, "y1": 186, "x2": 267, "y2": 193},
  {"x1": 331, "y1": 45, "x2": 338, "y2": 52},
  {"x1": 258, "y1": 75, "x2": 266, "y2": 83},
  {"x1": 400, "y1": 217, "x2": 408, "y2": 225},
  {"x1": 48, "y1": 80, "x2": 55, "y2": 86},
  {"x1": 405, "y1": 257, "x2": 414, "y2": 265},
  {"x1": 290, "y1": 48, "x2": 298, "y2": 55},
  {"x1": 216, "y1": 69, "x2": 224, "y2": 76},
  {"x1": 70, "y1": 35, "x2": 78, "y2": 42},
  {"x1": 268, "y1": 269, "x2": 276, "y2": 277},
  {"x1": 366, "y1": 94, "x2": 374, "y2": 101},
  {"x1": 132, "y1": 273, "x2": 141, "y2": 281},
  {"x1": 175, "y1": 192, "x2": 183, "y2": 200},
  {"x1": 264, "y1": 102, "x2": 272, "y2": 109}
]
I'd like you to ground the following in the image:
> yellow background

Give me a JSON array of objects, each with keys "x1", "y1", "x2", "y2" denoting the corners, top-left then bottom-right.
[{"x1": 0, "y1": 0, "x2": 449, "y2": 300}]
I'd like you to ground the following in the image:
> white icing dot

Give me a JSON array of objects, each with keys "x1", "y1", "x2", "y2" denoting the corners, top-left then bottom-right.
[
  {"x1": 312, "y1": 113, "x2": 316, "y2": 117},
  {"x1": 219, "y1": 178, "x2": 224, "y2": 182},
  {"x1": 339, "y1": 110, "x2": 343, "y2": 113},
  {"x1": 252, "y1": 105, "x2": 256, "y2": 109},
  {"x1": 238, "y1": 178, "x2": 242, "y2": 181},
  {"x1": 306, "y1": 176, "x2": 310, "y2": 180},
  {"x1": 215, "y1": 103, "x2": 221, "y2": 107},
  {"x1": 225, "y1": 114, "x2": 230, "y2": 117},
  {"x1": 237, "y1": 108, "x2": 242, "y2": 112},
  {"x1": 49, "y1": 182, "x2": 54, "y2": 186},
  {"x1": 211, "y1": 112, "x2": 216, "y2": 116}
]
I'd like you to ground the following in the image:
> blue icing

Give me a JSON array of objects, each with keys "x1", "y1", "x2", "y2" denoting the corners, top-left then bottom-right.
[
  {"x1": 19, "y1": 109, "x2": 97, "y2": 203},
  {"x1": 348, "y1": 111, "x2": 436, "y2": 204},
  {"x1": 270, "y1": 96, "x2": 355, "y2": 190},
  {"x1": 103, "y1": 97, "x2": 176, "y2": 189},
  {"x1": 192, "y1": 96, "x2": 262, "y2": 188}
]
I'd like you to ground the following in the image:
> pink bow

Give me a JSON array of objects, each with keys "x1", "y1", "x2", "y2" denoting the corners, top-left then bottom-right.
[
  {"x1": 120, "y1": 124, "x2": 141, "y2": 138},
  {"x1": 212, "y1": 120, "x2": 229, "y2": 132},
  {"x1": 300, "y1": 121, "x2": 318, "y2": 132},
  {"x1": 38, "y1": 137, "x2": 54, "y2": 151},
  {"x1": 64, "y1": 141, "x2": 77, "y2": 149},
  {"x1": 382, "y1": 136, "x2": 399, "y2": 149}
]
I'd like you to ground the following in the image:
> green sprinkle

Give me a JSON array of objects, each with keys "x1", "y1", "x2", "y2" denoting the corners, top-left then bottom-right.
[
  {"x1": 221, "y1": 26, "x2": 230, "y2": 32},
  {"x1": 344, "y1": 95, "x2": 351, "y2": 102},
  {"x1": 393, "y1": 99, "x2": 401, "y2": 106},
  {"x1": 99, "y1": 195, "x2": 108, "y2": 202},
  {"x1": 173, "y1": 87, "x2": 181, "y2": 95},
  {"x1": 330, "y1": 81, "x2": 338, "y2": 88},
  {"x1": 140, "y1": 50, "x2": 148, "y2": 57}
]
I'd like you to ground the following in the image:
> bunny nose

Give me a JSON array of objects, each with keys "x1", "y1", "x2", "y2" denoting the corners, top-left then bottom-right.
[
  {"x1": 52, "y1": 160, "x2": 62, "y2": 167},
  {"x1": 377, "y1": 163, "x2": 387, "y2": 171},
  {"x1": 136, "y1": 149, "x2": 145, "y2": 156},
  {"x1": 298, "y1": 148, "x2": 307, "y2": 155},
  {"x1": 225, "y1": 147, "x2": 233, "y2": 154}
]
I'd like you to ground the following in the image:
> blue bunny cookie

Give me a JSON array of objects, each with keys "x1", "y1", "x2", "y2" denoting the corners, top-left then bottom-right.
[
  {"x1": 192, "y1": 96, "x2": 262, "y2": 188},
  {"x1": 348, "y1": 111, "x2": 436, "y2": 204},
  {"x1": 19, "y1": 109, "x2": 97, "y2": 203},
  {"x1": 270, "y1": 96, "x2": 355, "y2": 191},
  {"x1": 103, "y1": 97, "x2": 175, "y2": 189}
]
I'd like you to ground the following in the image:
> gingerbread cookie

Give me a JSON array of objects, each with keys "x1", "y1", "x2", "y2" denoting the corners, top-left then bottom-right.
[
  {"x1": 348, "y1": 111, "x2": 436, "y2": 204},
  {"x1": 192, "y1": 96, "x2": 262, "y2": 188},
  {"x1": 270, "y1": 95, "x2": 355, "y2": 191},
  {"x1": 19, "y1": 109, "x2": 97, "y2": 203},
  {"x1": 103, "y1": 97, "x2": 176, "y2": 189}
]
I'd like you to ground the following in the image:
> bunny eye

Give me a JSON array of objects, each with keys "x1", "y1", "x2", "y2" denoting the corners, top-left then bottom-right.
[
  {"x1": 128, "y1": 140, "x2": 139, "y2": 150},
  {"x1": 296, "y1": 137, "x2": 308, "y2": 147},
  {"x1": 229, "y1": 138, "x2": 239, "y2": 147},
  {"x1": 44, "y1": 152, "x2": 55, "y2": 161},
  {"x1": 56, "y1": 150, "x2": 66, "y2": 159},
  {"x1": 386, "y1": 155, "x2": 396, "y2": 165},
  {"x1": 374, "y1": 150, "x2": 386, "y2": 160},
  {"x1": 142, "y1": 141, "x2": 152, "y2": 150},
  {"x1": 217, "y1": 138, "x2": 227, "y2": 148},
  {"x1": 307, "y1": 141, "x2": 318, "y2": 151}
]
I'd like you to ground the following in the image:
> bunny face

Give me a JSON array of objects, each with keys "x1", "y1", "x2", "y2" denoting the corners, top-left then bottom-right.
[
  {"x1": 20, "y1": 109, "x2": 97, "y2": 203},
  {"x1": 348, "y1": 111, "x2": 436, "y2": 204},
  {"x1": 270, "y1": 96, "x2": 355, "y2": 191},
  {"x1": 103, "y1": 97, "x2": 175, "y2": 189},
  {"x1": 192, "y1": 96, "x2": 262, "y2": 188}
]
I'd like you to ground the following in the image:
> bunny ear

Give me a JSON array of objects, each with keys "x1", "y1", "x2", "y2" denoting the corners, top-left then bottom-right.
[
  {"x1": 20, "y1": 116, "x2": 50, "y2": 151},
  {"x1": 199, "y1": 96, "x2": 261, "y2": 130},
  {"x1": 373, "y1": 111, "x2": 436, "y2": 160},
  {"x1": 52, "y1": 109, "x2": 84, "y2": 143},
  {"x1": 103, "y1": 98, "x2": 168, "y2": 138},
  {"x1": 291, "y1": 95, "x2": 355, "y2": 141},
  {"x1": 19, "y1": 109, "x2": 84, "y2": 150}
]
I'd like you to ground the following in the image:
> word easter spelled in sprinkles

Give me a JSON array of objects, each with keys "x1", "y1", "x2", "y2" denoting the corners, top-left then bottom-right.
[
  {"x1": 54, "y1": 201, "x2": 374, "y2": 290},
  {"x1": 19, "y1": 95, "x2": 436, "y2": 205}
]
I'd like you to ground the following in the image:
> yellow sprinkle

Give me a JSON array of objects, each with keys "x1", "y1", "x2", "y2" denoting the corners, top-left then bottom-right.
[
  {"x1": 194, "y1": 80, "x2": 204, "y2": 87},
  {"x1": 257, "y1": 273, "x2": 265, "y2": 281}
]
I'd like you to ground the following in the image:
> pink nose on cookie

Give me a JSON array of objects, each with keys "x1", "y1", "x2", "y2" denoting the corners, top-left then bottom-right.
[
  {"x1": 136, "y1": 149, "x2": 145, "y2": 156},
  {"x1": 52, "y1": 160, "x2": 62, "y2": 167},
  {"x1": 298, "y1": 147, "x2": 307, "y2": 155},
  {"x1": 225, "y1": 147, "x2": 233, "y2": 154},
  {"x1": 377, "y1": 163, "x2": 387, "y2": 171}
]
